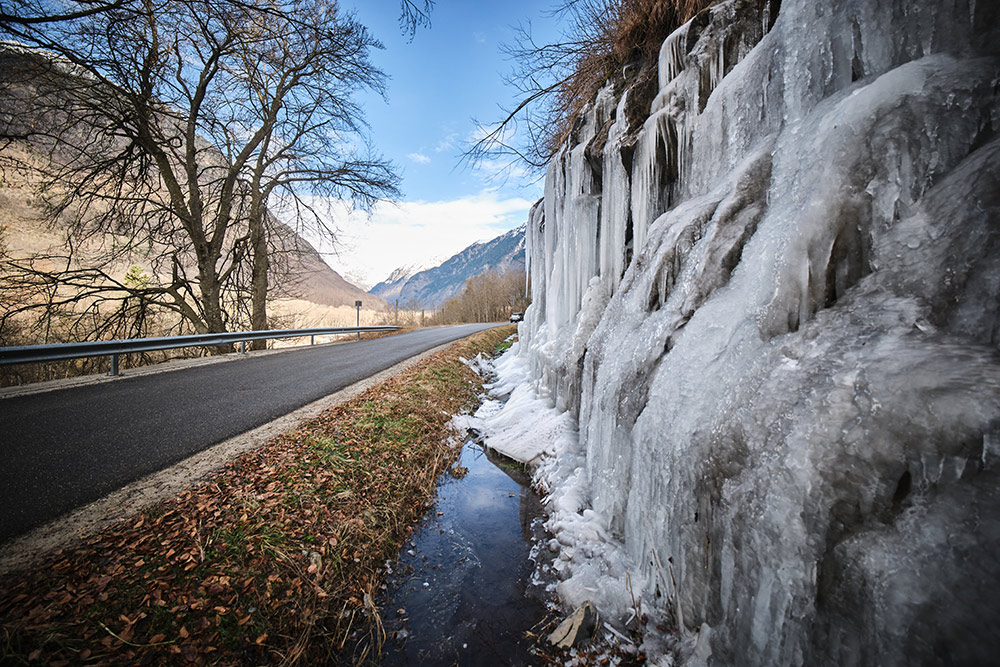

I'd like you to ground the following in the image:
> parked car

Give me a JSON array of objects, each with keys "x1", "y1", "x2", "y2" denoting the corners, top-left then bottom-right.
[{"x1": 510, "y1": 312, "x2": 523, "y2": 323}]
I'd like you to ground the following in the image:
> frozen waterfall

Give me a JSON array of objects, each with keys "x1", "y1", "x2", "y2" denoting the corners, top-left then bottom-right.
[{"x1": 498, "y1": 0, "x2": 1000, "y2": 664}]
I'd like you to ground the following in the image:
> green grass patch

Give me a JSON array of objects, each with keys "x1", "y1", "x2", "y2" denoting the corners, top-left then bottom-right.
[{"x1": 494, "y1": 335, "x2": 516, "y2": 354}]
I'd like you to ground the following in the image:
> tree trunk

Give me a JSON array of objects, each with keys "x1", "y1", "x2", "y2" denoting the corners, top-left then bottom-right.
[
  {"x1": 249, "y1": 213, "x2": 269, "y2": 351},
  {"x1": 195, "y1": 247, "x2": 230, "y2": 354}
]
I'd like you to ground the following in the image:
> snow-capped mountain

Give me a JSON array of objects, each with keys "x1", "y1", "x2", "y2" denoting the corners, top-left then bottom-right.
[
  {"x1": 370, "y1": 224, "x2": 527, "y2": 308},
  {"x1": 368, "y1": 264, "x2": 425, "y2": 303}
]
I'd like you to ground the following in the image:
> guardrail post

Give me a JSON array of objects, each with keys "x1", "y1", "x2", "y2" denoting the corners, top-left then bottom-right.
[
  {"x1": 240, "y1": 341, "x2": 246, "y2": 354},
  {"x1": 108, "y1": 353, "x2": 119, "y2": 377},
  {"x1": 310, "y1": 335, "x2": 315, "y2": 346}
]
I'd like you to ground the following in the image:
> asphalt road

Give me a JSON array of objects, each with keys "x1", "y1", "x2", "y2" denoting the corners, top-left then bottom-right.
[{"x1": 0, "y1": 323, "x2": 502, "y2": 543}]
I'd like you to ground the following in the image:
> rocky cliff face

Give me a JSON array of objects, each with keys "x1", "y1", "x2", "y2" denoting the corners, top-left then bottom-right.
[{"x1": 517, "y1": 0, "x2": 1000, "y2": 663}]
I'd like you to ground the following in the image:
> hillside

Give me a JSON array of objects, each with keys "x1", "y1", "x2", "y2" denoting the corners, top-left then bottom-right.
[
  {"x1": 261, "y1": 225, "x2": 383, "y2": 310},
  {"x1": 371, "y1": 224, "x2": 526, "y2": 308},
  {"x1": 285, "y1": 254, "x2": 382, "y2": 309}
]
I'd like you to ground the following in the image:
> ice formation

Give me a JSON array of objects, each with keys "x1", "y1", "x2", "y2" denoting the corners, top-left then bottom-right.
[{"x1": 500, "y1": 0, "x2": 1000, "y2": 664}]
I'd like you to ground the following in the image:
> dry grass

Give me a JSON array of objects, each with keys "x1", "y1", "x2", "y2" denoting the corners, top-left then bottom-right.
[
  {"x1": 544, "y1": 0, "x2": 719, "y2": 156},
  {"x1": 268, "y1": 299, "x2": 430, "y2": 332},
  {"x1": 0, "y1": 325, "x2": 516, "y2": 665}
]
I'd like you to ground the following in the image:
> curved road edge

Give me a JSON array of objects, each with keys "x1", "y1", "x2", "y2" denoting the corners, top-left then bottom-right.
[{"x1": 0, "y1": 336, "x2": 473, "y2": 575}]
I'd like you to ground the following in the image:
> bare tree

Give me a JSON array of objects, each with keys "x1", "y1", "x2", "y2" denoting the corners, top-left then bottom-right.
[
  {"x1": 0, "y1": 0, "x2": 399, "y2": 346},
  {"x1": 216, "y1": 0, "x2": 402, "y2": 342},
  {"x1": 432, "y1": 269, "x2": 529, "y2": 324}
]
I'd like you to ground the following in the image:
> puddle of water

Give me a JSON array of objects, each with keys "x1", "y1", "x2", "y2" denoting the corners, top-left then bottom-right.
[{"x1": 376, "y1": 441, "x2": 550, "y2": 666}]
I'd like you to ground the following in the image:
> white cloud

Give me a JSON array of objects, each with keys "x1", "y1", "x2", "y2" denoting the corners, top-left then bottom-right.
[
  {"x1": 434, "y1": 132, "x2": 459, "y2": 154},
  {"x1": 290, "y1": 191, "x2": 533, "y2": 289},
  {"x1": 406, "y1": 152, "x2": 431, "y2": 164}
]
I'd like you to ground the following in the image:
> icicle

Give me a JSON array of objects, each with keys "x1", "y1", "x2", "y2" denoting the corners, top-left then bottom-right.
[
  {"x1": 600, "y1": 95, "x2": 631, "y2": 291},
  {"x1": 675, "y1": 114, "x2": 688, "y2": 198},
  {"x1": 659, "y1": 23, "x2": 691, "y2": 89},
  {"x1": 711, "y1": 38, "x2": 726, "y2": 95}
]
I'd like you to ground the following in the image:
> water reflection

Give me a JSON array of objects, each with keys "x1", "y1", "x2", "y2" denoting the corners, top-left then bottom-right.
[{"x1": 377, "y1": 443, "x2": 550, "y2": 666}]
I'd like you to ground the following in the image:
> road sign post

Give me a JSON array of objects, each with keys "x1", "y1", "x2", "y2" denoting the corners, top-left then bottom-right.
[{"x1": 355, "y1": 300, "x2": 362, "y2": 341}]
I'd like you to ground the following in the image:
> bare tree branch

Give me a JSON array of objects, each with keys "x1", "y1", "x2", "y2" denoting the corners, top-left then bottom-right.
[
  {"x1": 0, "y1": 0, "x2": 126, "y2": 26},
  {"x1": 398, "y1": 0, "x2": 433, "y2": 40}
]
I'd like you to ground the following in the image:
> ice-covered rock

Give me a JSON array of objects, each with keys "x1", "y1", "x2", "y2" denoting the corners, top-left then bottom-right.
[{"x1": 509, "y1": 0, "x2": 1000, "y2": 663}]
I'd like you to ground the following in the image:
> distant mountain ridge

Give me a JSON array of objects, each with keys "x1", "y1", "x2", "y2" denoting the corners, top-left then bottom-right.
[
  {"x1": 278, "y1": 231, "x2": 386, "y2": 309},
  {"x1": 367, "y1": 264, "x2": 425, "y2": 303},
  {"x1": 371, "y1": 224, "x2": 526, "y2": 308}
]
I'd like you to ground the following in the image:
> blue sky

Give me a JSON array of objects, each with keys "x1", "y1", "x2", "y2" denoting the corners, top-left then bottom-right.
[{"x1": 319, "y1": 1, "x2": 563, "y2": 288}]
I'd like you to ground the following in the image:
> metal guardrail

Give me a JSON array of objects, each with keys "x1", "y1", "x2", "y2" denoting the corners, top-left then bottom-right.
[{"x1": 0, "y1": 326, "x2": 399, "y2": 376}]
